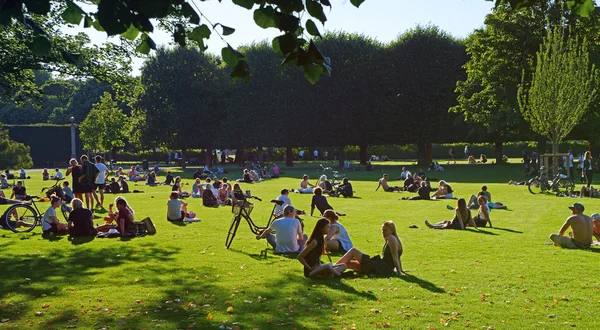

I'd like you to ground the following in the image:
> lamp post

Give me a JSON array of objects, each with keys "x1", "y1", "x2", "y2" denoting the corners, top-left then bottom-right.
[{"x1": 70, "y1": 116, "x2": 76, "y2": 159}]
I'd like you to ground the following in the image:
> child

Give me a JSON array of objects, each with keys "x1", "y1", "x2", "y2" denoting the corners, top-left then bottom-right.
[
  {"x1": 62, "y1": 181, "x2": 74, "y2": 203},
  {"x1": 167, "y1": 192, "x2": 189, "y2": 222}
]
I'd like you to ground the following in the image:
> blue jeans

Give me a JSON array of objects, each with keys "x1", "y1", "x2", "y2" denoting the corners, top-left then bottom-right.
[{"x1": 266, "y1": 234, "x2": 308, "y2": 253}]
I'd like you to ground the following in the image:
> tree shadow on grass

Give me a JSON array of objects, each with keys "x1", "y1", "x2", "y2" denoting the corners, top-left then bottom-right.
[
  {"x1": 318, "y1": 278, "x2": 378, "y2": 300},
  {"x1": 68, "y1": 236, "x2": 95, "y2": 245},
  {"x1": 399, "y1": 274, "x2": 446, "y2": 294},
  {"x1": 466, "y1": 228, "x2": 498, "y2": 236}
]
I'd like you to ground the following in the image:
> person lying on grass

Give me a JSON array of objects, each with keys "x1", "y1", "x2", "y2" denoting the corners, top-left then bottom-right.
[
  {"x1": 295, "y1": 174, "x2": 315, "y2": 194},
  {"x1": 465, "y1": 186, "x2": 507, "y2": 210},
  {"x1": 311, "y1": 187, "x2": 345, "y2": 217},
  {"x1": 335, "y1": 221, "x2": 405, "y2": 277},
  {"x1": 426, "y1": 198, "x2": 477, "y2": 230},
  {"x1": 96, "y1": 197, "x2": 136, "y2": 237},
  {"x1": 167, "y1": 192, "x2": 189, "y2": 222},
  {"x1": 323, "y1": 209, "x2": 353, "y2": 253},
  {"x1": 431, "y1": 180, "x2": 453, "y2": 199},
  {"x1": 256, "y1": 205, "x2": 307, "y2": 253},
  {"x1": 549, "y1": 203, "x2": 593, "y2": 249},
  {"x1": 375, "y1": 173, "x2": 401, "y2": 192},
  {"x1": 298, "y1": 218, "x2": 347, "y2": 278},
  {"x1": 42, "y1": 195, "x2": 69, "y2": 236}
]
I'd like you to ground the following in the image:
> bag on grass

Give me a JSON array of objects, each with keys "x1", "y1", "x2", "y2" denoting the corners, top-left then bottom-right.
[{"x1": 142, "y1": 217, "x2": 156, "y2": 235}]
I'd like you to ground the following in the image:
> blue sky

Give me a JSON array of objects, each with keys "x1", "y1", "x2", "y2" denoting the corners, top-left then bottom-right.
[{"x1": 67, "y1": 0, "x2": 495, "y2": 74}]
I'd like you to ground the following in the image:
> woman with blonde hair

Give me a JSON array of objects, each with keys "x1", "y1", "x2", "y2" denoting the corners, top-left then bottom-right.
[
  {"x1": 335, "y1": 221, "x2": 405, "y2": 277},
  {"x1": 67, "y1": 198, "x2": 97, "y2": 237}
]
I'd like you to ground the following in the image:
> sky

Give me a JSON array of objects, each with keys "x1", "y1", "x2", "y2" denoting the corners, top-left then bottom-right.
[{"x1": 64, "y1": 0, "x2": 495, "y2": 75}]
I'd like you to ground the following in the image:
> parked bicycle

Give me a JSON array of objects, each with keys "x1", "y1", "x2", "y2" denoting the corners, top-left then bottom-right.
[
  {"x1": 317, "y1": 165, "x2": 345, "y2": 186},
  {"x1": 2, "y1": 195, "x2": 70, "y2": 233},
  {"x1": 528, "y1": 166, "x2": 575, "y2": 195},
  {"x1": 225, "y1": 195, "x2": 277, "y2": 249}
]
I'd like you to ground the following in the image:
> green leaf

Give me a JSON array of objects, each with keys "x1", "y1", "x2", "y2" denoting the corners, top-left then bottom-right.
[
  {"x1": 182, "y1": 2, "x2": 200, "y2": 24},
  {"x1": 230, "y1": 60, "x2": 251, "y2": 82},
  {"x1": 254, "y1": 6, "x2": 279, "y2": 29},
  {"x1": 174, "y1": 23, "x2": 186, "y2": 46},
  {"x1": 274, "y1": 33, "x2": 297, "y2": 55},
  {"x1": 278, "y1": 0, "x2": 304, "y2": 14},
  {"x1": 276, "y1": 12, "x2": 300, "y2": 32},
  {"x1": 23, "y1": 0, "x2": 51, "y2": 15},
  {"x1": 350, "y1": 0, "x2": 366, "y2": 8},
  {"x1": 305, "y1": 0, "x2": 326, "y2": 24},
  {"x1": 569, "y1": 0, "x2": 595, "y2": 18},
  {"x1": 121, "y1": 24, "x2": 140, "y2": 41},
  {"x1": 84, "y1": 15, "x2": 93, "y2": 28},
  {"x1": 62, "y1": 50, "x2": 84, "y2": 66},
  {"x1": 28, "y1": 36, "x2": 51, "y2": 56},
  {"x1": 303, "y1": 63, "x2": 324, "y2": 84},
  {"x1": 214, "y1": 23, "x2": 235, "y2": 36},
  {"x1": 62, "y1": 7, "x2": 84, "y2": 25},
  {"x1": 232, "y1": 0, "x2": 254, "y2": 10},
  {"x1": 306, "y1": 19, "x2": 321, "y2": 37},
  {"x1": 221, "y1": 45, "x2": 245, "y2": 67},
  {"x1": 189, "y1": 24, "x2": 211, "y2": 41},
  {"x1": 92, "y1": 18, "x2": 105, "y2": 32},
  {"x1": 136, "y1": 35, "x2": 156, "y2": 54}
]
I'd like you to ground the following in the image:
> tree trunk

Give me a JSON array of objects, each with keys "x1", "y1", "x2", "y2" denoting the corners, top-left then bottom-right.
[
  {"x1": 286, "y1": 146, "x2": 294, "y2": 167},
  {"x1": 338, "y1": 145, "x2": 345, "y2": 169},
  {"x1": 258, "y1": 146, "x2": 263, "y2": 163},
  {"x1": 425, "y1": 143, "x2": 433, "y2": 164},
  {"x1": 536, "y1": 137, "x2": 547, "y2": 158},
  {"x1": 235, "y1": 148, "x2": 244, "y2": 166},
  {"x1": 359, "y1": 144, "x2": 368, "y2": 165},
  {"x1": 417, "y1": 143, "x2": 426, "y2": 165},
  {"x1": 552, "y1": 140, "x2": 560, "y2": 175},
  {"x1": 205, "y1": 145, "x2": 213, "y2": 167},
  {"x1": 181, "y1": 148, "x2": 187, "y2": 170},
  {"x1": 111, "y1": 147, "x2": 117, "y2": 162},
  {"x1": 495, "y1": 141, "x2": 503, "y2": 164}
]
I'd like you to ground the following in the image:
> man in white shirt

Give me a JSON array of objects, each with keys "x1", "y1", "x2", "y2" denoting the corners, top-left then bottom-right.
[
  {"x1": 568, "y1": 149, "x2": 574, "y2": 179},
  {"x1": 94, "y1": 155, "x2": 109, "y2": 209},
  {"x1": 257, "y1": 205, "x2": 306, "y2": 253},
  {"x1": 274, "y1": 189, "x2": 292, "y2": 216}
]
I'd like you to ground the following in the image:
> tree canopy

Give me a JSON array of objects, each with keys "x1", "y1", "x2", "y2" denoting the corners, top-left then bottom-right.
[
  {"x1": 0, "y1": 123, "x2": 33, "y2": 169},
  {"x1": 79, "y1": 92, "x2": 131, "y2": 152}
]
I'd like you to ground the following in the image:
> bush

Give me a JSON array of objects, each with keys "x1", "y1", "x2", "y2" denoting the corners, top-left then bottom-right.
[{"x1": 0, "y1": 123, "x2": 33, "y2": 169}]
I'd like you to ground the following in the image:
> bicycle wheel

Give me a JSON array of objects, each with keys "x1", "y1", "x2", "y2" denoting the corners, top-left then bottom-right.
[
  {"x1": 60, "y1": 203, "x2": 70, "y2": 222},
  {"x1": 225, "y1": 216, "x2": 241, "y2": 249},
  {"x1": 4, "y1": 204, "x2": 39, "y2": 233},
  {"x1": 559, "y1": 180, "x2": 575, "y2": 194},
  {"x1": 527, "y1": 178, "x2": 543, "y2": 194}
]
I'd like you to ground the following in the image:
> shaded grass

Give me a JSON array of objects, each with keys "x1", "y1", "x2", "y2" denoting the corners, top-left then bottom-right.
[{"x1": 1, "y1": 162, "x2": 599, "y2": 329}]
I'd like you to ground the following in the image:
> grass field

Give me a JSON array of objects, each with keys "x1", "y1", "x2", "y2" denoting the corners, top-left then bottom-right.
[{"x1": 1, "y1": 161, "x2": 599, "y2": 330}]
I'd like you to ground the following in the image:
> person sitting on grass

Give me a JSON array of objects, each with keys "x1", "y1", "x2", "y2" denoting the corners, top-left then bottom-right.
[
  {"x1": 202, "y1": 184, "x2": 221, "y2": 207},
  {"x1": 119, "y1": 176, "x2": 129, "y2": 193},
  {"x1": 42, "y1": 168, "x2": 50, "y2": 181},
  {"x1": 472, "y1": 195, "x2": 493, "y2": 227},
  {"x1": 402, "y1": 180, "x2": 431, "y2": 200},
  {"x1": 218, "y1": 183, "x2": 229, "y2": 205},
  {"x1": 425, "y1": 198, "x2": 477, "y2": 230},
  {"x1": 249, "y1": 170, "x2": 261, "y2": 182},
  {"x1": 297, "y1": 218, "x2": 348, "y2": 278},
  {"x1": 172, "y1": 176, "x2": 182, "y2": 194},
  {"x1": 10, "y1": 180, "x2": 27, "y2": 201},
  {"x1": 108, "y1": 178, "x2": 120, "y2": 194},
  {"x1": 256, "y1": 205, "x2": 307, "y2": 253},
  {"x1": 19, "y1": 169, "x2": 26, "y2": 179},
  {"x1": 167, "y1": 192, "x2": 189, "y2": 222},
  {"x1": 336, "y1": 178, "x2": 353, "y2": 198},
  {"x1": 0, "y1": 191, "x2": 26, "y2": 206},
  {"x1": 591, "y1": 213, "x2": 600, "y2": 243},
  {"x1": 67, "y1": 198, "x2": 97, "y2": 237},
  {"x1": 271, "y1": 163, "x2": 280, "y2": 178},
  {"x1": 335, "y1": 221, "x2": 405, "y2": 277},
  {"x1": 61, "y1": 181, "x2": 74, "y2": 203},
  {"x1": 192, "y1": 178, "x2": 204, "y2": 198},
  {"x1": 323, "y1": 209, "x2": 353, "y2": 253},
  {"x1": 231, "y1": 183, "x2": 247, "y2": 201},
  {"x1": 115, "y1": 167, "x2": 124, "y2": 178},
  {"x1": 96, "y1": 197, "x2": 136, "y2": 237},
  {"x1": 50, "y1": 168, "x2": 64, "y2": 180},
  {"x1": 311, "y1": 187, "x2": 345, "y2": 217},
  {"x1": 237, "y1": 169, "x2": 252, "y2": 183},
  {"x1": 42, "y1": 195, "x2": 68, "y2": 237},
  {"x1": 203, "y1": 165, "x2": 212, "y2": 174},
  {"x1": 0, "y1": 174, "x2": 8, "y2": 189},
  {"x1": 480, "y1": 154, "x2": 488, "y2": 163},
  {"x1": 431, "y1": 180, "x2": 453, "y2": 199},
  {"x1": 128, "y1": 166, "x2": 145, "y2": 182},
  {"x1": 549, "y1": 203, "x2": 593, "y2": 249},
  {"x1": 375, "y1": 174, "x2": 401, "y2": 192},
  {"x1": 466, "y1": 189, "x2": 507, "y2": 210},
  {"x1": 146, "y1": 171, "x2": 157, "y2": 186},
  {"x1": 468, "y1": 155, "x2": 477, "y2": 164},
  {"x1": 318, "y1": 175, "x2": 333, "y2": 193},
  {"x1": 164, "y1": 171, "x2": 174, "y2": 185},
  {"x1": 434, "y1": 162, "x2": 444, "y2": 172},
  {"x1": 296, "y1": 174, "x2": 315, "y2": 194},
  {"x1": 403, "y1": 174, "x2": 415, "y2": 192}
]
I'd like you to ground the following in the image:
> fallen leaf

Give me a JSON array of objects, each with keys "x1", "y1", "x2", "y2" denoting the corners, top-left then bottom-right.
[
  {"x1": 227, "y1": 306, "x2": 234, "y2": 313},
  {"x1": 206, "y1": 313, "x2": 213, "y2": 320}
]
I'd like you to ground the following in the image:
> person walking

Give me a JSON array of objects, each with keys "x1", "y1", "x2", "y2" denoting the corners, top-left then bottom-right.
[{"x1": 583, "y1": 151, "x2": 594, "y2": 188}]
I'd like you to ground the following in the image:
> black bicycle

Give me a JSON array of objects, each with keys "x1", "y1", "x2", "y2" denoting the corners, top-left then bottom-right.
[
  {"x1": 528, "y1": 166, "x2": 575, "y2": 195},
  {"x1": 225, "y1": 196, "x2": 284, "y2": 249},
  {"x1": 3, "y1": 195, "x2": 70, "y2": 233}
]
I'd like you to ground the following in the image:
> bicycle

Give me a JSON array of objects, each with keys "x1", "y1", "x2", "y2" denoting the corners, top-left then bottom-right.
[
  {"x1": 226, "y1": 195, "x2": 283, "y2": 249},
  {"x1": 2, "y1": 195, "x2": 71, "y2": 233},
  {"x1": 317, "y1": 165, "x2": 345, "y2": 186},
  {"x1": 528, "y1": 166, "x2": 575, "y2": 195}
]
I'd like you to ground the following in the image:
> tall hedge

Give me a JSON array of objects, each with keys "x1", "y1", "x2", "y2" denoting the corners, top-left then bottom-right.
[{"x1": 6, "y1": 124, "x2": 83, "y2": 167}]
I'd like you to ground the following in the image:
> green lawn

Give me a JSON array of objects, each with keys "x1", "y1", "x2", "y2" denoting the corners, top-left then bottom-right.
[{"x1": 1, "y1": 162, "x2": 599, "y2": 329}]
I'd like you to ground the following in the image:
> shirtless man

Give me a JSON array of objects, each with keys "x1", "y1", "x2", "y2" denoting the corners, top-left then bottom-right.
[
  {"x1": 549, "y1": 203, "x2": 593, "y2": 249},
  {"x1": 297, "y1": 174, "x2": 315, "y2": 194},
  {"x1": 375, "y1": 174, "x2": 400, "y2": 192}
]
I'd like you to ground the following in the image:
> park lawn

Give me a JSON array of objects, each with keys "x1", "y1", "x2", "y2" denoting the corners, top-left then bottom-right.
[{"x1": 1, "y1": 162, "x2": 599, "y2": 330}]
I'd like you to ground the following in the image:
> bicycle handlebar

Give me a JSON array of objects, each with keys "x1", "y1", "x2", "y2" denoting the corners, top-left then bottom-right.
[{"x1": 248, "y1": 196, "x2": 262, "y2": 202}]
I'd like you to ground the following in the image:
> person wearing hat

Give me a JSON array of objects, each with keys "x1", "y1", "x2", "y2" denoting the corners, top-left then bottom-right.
[
  {"x1": 256, "y1": 205, "x2": 307, "y2": 253},
  {"x1": 549, "y1": 203, "x2": 593, "y2": 249},
  {"x1": 323, "y1": 210, "x2": 353, "y2": 253},
  {"x1": 591, "y1": 213, "x2": 600, "y2": 243}
]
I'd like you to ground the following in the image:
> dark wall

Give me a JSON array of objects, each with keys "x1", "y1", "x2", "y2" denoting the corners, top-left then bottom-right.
[{"x1": 6, "y1": 125, "x2": 83, "y2": 167}]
